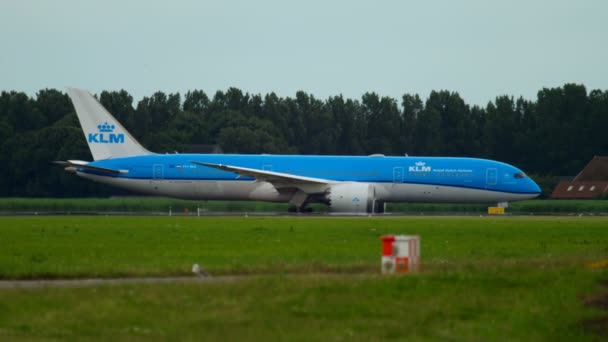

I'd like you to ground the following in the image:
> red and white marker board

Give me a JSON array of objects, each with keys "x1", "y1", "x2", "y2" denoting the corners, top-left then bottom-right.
[{"x1": 380, "y1": 235, "x2": 420, "y2": 274}]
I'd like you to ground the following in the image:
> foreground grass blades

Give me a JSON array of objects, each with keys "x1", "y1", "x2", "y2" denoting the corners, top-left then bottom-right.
[
  {"x1": 0, "y1": 216, "x2": 607, "y2": 340},
  {"x1": 0, "y1": 270, "x2": 605, "y2": 341},
  {"x1": 1, "y1": 216, "x2": 607, "y2": 279}
]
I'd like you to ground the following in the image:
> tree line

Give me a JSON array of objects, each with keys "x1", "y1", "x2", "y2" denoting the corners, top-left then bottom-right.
[{"x1": 1, "y1": 83, "x2": 607, "y2": 197}]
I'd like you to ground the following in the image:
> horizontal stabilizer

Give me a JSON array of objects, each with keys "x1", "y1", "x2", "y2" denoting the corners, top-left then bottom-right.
[{"x1": 53, "y1": 160, "x2": 128, "y2": 175}]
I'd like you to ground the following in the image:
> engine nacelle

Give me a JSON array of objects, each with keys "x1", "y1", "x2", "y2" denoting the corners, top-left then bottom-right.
[{"x1": 326, "y1": 182, "x2": 376, "y2": 214}]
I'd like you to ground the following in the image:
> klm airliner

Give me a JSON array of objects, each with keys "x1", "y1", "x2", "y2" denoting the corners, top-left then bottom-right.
[{"x1": 55, "y1": 88, "x2": 541, "y2": 213}]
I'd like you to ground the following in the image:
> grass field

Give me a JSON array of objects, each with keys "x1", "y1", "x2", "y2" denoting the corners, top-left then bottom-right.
[
  {"x1": 0, "y1": 216, "x2": 607, "y2": 340},
  {"x1": 2, "y1": 197, "x2": 608, "y2": 214}
]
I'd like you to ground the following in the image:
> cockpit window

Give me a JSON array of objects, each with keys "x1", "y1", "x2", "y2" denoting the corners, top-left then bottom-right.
[{"x1": 514, "y1": 172, "x2": 527, "y2": 179}]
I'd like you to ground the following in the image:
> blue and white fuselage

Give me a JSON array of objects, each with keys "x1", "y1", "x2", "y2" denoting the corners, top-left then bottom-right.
[
  {"x1": 83, "y1": 154, "x2": 539, "y2": 201},
  {"x1": 58, "y1": 88, "x2": 540, "y2": 213}
]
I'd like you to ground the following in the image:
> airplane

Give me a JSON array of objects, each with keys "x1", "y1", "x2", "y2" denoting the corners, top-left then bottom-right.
[{"x1": 55, "y1": 88, "x2": 541, "y2": 214}]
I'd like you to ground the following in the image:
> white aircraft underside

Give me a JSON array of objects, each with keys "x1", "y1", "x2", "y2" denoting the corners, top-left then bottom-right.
[{"x1": 80, "y1": 172, "x2": 535, "y2": 204}]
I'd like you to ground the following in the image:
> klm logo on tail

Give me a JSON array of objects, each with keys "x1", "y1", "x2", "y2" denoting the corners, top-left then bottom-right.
[{"x1": 88, "y1": 122, "x2": 125, "y2": 144}]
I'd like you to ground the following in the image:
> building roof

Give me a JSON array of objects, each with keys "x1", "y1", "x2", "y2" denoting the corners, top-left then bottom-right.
[
  {"x1": 552, "y1": 181, "x2": 608, "y2": 199},
  {"x1": 551, "y1": 156, "x2": 608, "y2": 199},
  {"x1": 573, "y1": 156, "x2": 608, "y2": 181}
]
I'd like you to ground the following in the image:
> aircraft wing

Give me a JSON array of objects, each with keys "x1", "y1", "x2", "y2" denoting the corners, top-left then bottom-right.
[
  {"x1": 190, "y1": 161, "x2": 331, "y2": 189},
  {"x1": 53, "y1": 160, "x2": 128, "y2": 175}
]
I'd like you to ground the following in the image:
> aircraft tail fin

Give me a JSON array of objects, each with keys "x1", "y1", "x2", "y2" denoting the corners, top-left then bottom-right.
[{"x1": 66, "y1": 88, "x2": 152, "y2": 160}]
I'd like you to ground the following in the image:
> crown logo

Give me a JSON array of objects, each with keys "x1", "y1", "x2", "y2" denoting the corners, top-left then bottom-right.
[
  {"x1": 415, "y1": 161, "x2": 426, "y2": 166},
  {"x1": 98, "y1": 122, "x2": 115, "y2": 132}
]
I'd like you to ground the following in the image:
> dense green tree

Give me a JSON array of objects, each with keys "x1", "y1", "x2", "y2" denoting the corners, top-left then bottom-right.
[
  {"x1": 183, "y1": 90, "x2": 210, "y2": 115},
  {"x1": 262, "y1": 93, "x2": 291, "y2": 147},
  {"x1": 0, "y1": 91, "x2": 44, "y2": 132},
  {"x1": 99, "y1": 90, "x2": 136, "y2": 133},
  {"x1": 362, "y1": 93, "x2": 402, "y2": 155},
  {"x1": 469, "y1": 104, "x2": 486, "y2": 158},
  {"x1": 287, "y1": 92, "x2": 313, "y2": 153},
  {"x1": 218, "y1": 117, "x2": 290, "y2": 154},
  {"x1": 35, "y1": 89, "x2": 72, "y2": 125},
  {"x1": 134, "y1": 92, "x2": 181, "y2": 151},
  {"x1": 327, "y1": 96, "x2": 356, "y2": 155},
  {"x1": 534, "y1": 84, "x2": 589, "y2": 174},
  {"x1": 415, "y1": 98, "x2": 442, "y2": 155},
  {"x1": 401, "y1": 94, "x2": 423, "y2": 155},
  {"x1": 512, "y1": 98, "x2": 537, "y2": 172},
  {"x1": 483, "y1": 96, "x2": 519, "y2": 162},
  {"x1": 589, "y1": 90, "x2": 608, "y2": 157},
  {"x1": 1, "y1": 83, "x2": 607, "y2": 196},
  {"x1": 425, "y1": 91, "x2": 474, "y2": 156}
]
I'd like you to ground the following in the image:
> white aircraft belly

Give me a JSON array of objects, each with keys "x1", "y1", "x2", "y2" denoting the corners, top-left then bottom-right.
[
  {"x1": 80, "y1": 173, "x2": 534, "y2": 204},
  {"x1": 375, "y1": 182, "x2": 536, "y2": 203},
  {"x1": 78, "y1": 173, "x2": 289, "y2": 201}
]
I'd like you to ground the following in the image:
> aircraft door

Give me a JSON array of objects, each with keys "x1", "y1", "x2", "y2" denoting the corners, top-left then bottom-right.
[
  {"x1": 393, "y1": 167, "x2": 404, "y2": 183},
  {"x1": 153, "y1": 164, "x2": 164, "y2": 179},
  {"x1": 486, "y1": 168, "x2": 497, "y2": 185},
  {"x1": 150, "y1": 164, "x2": 165, "y2": 194}
]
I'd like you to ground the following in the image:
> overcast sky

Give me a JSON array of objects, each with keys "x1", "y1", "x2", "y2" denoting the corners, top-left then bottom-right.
[{"x1": 1, "y1": 0, "x2": 607, "y2": 105}]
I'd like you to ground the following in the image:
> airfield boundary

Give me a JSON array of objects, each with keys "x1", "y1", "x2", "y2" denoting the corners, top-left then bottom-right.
[
  {"x1": 1, "y1": 215, "x2": 607, "y2": 340},
  {"x1": 1, "y1": 198, "x2": 608, "y2": 215}
]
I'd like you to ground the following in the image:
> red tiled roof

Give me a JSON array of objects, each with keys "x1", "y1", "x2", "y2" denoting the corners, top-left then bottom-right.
[
  {"x1": 552, "y1": 181, "x2": 608, "y2": 199},
  {"x1": 574, "y1": 156, "x2": 608, "y2": 181},
  {"x1": 551, "y1": 156, "x2": 608, "y2": 199}
]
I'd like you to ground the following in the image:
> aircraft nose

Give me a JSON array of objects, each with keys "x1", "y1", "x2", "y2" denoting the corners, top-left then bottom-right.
[{"x1": 529, "y1": 179, "x2": 542, "y2": 197}]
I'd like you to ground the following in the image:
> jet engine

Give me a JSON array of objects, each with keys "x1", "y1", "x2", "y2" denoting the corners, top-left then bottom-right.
[{"x1": 326, "y1": 182, "x2": 378, "y2": 214}]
